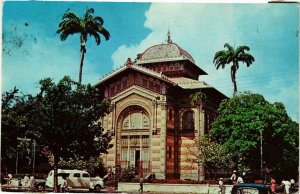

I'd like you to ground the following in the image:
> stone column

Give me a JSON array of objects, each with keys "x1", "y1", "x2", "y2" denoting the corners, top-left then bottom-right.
[
  {"x1": 140, "y1": 135, "x2": 143, "y2": 178},
  {"x1": 198, "y1": 108, "x2": 205, "y2": 180},
  {"x1": 127, "y1": 135, "x2": 130, "y2": 167},
  {"x1": 140, "y1": 135, "x2": 143, "y2": 161}
]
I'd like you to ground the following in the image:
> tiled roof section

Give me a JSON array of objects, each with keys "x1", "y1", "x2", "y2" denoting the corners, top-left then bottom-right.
[
  {"x1": 95, "y1": 61, "x2": 176, "y2": 86},
  {"x1": 136, "y1": 42, "x2": 195, "y2": 65},
  {"x1": 96, "y1": 64, "x2": 128, "y2": 84},
  {"x1": 169, "y1": 77, "x2": 212, "y2": 89}
]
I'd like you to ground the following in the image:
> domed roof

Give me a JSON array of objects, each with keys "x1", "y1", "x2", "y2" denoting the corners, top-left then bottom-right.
[
  {"x1": 137, "y1": 42, "x2": 195, "y2": 64},
  {"x1": 136, "y1": 32, "x2": 195, "y2": 65}
]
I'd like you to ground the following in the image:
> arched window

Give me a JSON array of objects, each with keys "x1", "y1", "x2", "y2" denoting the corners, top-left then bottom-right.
[
  {"x1": 182, "y1": 111, "x2": 194, "y2": 131},
  {"x1": 122, "y1": 106, "x2": 150, "y2": 130}
]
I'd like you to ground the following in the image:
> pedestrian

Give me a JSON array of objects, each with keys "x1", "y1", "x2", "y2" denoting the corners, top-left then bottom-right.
[
  {"x1": 218, "y1": 178, "x2": 225, "y2": 194},
  {"x1": 18, "y1": 177, "x2": 22, "y2": 187},
  {"x1": 290, "y1": 179, "x2": 295, "y2": 192},
  {"x1": 29, "y1": 175, "x2": 35, "y2": 191},
  {"x1": 270, "y1": 177, "x2": 276, "y2": 194},
  {"x1": 151, "y1": 172, "x2": 155, "y2": 180},
  {"x1": 242, "y1": 171, "x2": 246, "y2": 182},
  {"x1": 281, "y1": 178, "x2": 291, "y2": 194},
  {"x1": 61, "y1": 176, "x2": 67, "y2": 192},
  {"x1": 60, "y1": 176, "x2": 67, "y2": 193},
  {"x1": 24, "y1": 174, "x2": 30, "y2": 187},
  {"x1": 230, "y1": 170, "x2": 237, "y2": 184},
  {"x1": 138, "y1": 178, "x2": 143, "y2": 193},
  {"x1": 237, "y1": 175, "x2": 244, "y2": 184},
  {"x1": 7, "y1": 174, "x2": 12, "y2": 185}
]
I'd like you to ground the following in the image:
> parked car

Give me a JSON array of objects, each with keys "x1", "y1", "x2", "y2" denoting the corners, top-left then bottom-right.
[
  {"x1": 231, "y1": 183, "x2": 271, "y2": 194},
  {"x1": 45, "y1": 169, "x2": 104, "y2": 192},
  {"x1": 90, "y1": 176, "x2": 105, "y2": 192}
]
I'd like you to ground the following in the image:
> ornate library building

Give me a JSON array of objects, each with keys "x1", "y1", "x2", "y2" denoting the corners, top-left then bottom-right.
[{"x1": 95, "y1": 33, "x2": 227, "y2": 180}]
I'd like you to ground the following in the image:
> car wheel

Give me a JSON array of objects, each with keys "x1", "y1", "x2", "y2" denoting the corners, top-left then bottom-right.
[{"x1": 94, "y1": 185, "x2": 102, "y2": 192}]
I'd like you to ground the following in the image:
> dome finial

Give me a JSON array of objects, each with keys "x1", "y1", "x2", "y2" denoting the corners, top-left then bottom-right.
[{"x1": 167, "y1": 28, "x2": 172, "y2": 44}]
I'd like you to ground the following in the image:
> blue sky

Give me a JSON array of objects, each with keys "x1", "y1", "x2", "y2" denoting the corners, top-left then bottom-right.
[{"x1": 2, "y1": 2, "x2": 299, "y2": 121}]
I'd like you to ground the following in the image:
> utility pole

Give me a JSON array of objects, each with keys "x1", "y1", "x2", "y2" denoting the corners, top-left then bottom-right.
[
  {"x1": 15, "y1": 148, "x2": 18, "y2": 174},
  {"x1": 32, "y1": 140, "x2": 36, "y2": 174},
  {"x1": 16, "y1": 137, "x2": 32, "y2": 174},
  {"x1": 260, "y1": 129, "x2": 263, "y2": 181}
]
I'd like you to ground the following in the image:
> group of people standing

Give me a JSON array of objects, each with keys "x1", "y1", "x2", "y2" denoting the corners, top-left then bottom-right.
[
  {"x1": 22, "y1": 174, "x2": 35, "y2": 189},
  {"x1": 230, "y1": 170, "x2": 245, "y2": 184},
  {"x1": 270, "y1": 177, "x2": 296, "y2": 194},
  {"x1": 218, "y1": 170, "x2": 297, "y2": 194},
  {"x1": 218, "y1": 170, "x2": 244, "y2": 194}
]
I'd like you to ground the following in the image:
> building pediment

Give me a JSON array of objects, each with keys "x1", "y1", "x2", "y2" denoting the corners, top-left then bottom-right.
[
  {"x1": 114, "y1": 88, "x2": 157, "y2": 123},
  {"x1": 111, "y1": 85, "x2": 160, "y2": 103},
  {"x1": 95, "y1": 62, "x2": 176, "y2": 87}
]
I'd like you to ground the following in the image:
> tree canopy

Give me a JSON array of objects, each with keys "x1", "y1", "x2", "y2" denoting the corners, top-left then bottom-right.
[
  {"x1": 2, "y1": 87, "x2": 28, "y2": 161},
  {"x1": 31, "y1": 76, "x2": 111, "y2": 162},
  {"x1": 1, "y1": 76, "x2": 112, "y2": 190},
  {"x1": 185, "y1": 135, "x2": 233, "y2": 179},
  {"x1": 213, "y1": 43, "x2": 255, "y2": 96},
  {"x1": 190, "y1": 89, "x2": 207, "y2": 108},
  {"x1": 57, "y1": 8, "x2": 110, "y2": 83},
  {"x1": 210, "y1": 91, "x2": 298, "y2": 178}
]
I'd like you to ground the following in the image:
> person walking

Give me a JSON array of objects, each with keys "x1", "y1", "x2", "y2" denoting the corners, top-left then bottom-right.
[
  {"x1": 60, "y1": 176, "x2": 67, "y2": 193},
  {"x1": 270, "y1": 177, "x2": 276, "y2": 194},
  {"x1": 7, "y1": 174, "x2": 12, "y2": 185},
  {"x1": 218, "y1": 178, "x2": 225, "y2": 194},
  {"x1": 24, "y1": 174, "x2": 29, "y2": 187},
  {"x1": 237, "y1": 175, "x2": 244, "y2": 184},
  {"x1": 281, "y1": 179, "x2": 291, "y2": 194},
  {"x1": 290, "y1": 179, "x2": 295, "y2": 191},
  {"x1": 29, "y1": 175, "x2": 35, "y2": 191},
  {"x1": 138, "y1": 178, "x2": 143, "y2": 193},
  {"x1": 230, "y1": 170, "x2": 237, "y2": 184}
]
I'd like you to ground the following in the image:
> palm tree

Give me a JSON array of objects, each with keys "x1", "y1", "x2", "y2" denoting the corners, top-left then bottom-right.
[
  {"x1": 190, "y1": 90, "x2": 207, "y2": 181},
  {"x1": 190, "y1": 90, "x2": 207, "y2": 109},
  {"x1": 213, "y1": 43, "x2": 255, "y2": 96},
  {"x1": 57, "y1": 8, "x2": 110, "y2": 83}
]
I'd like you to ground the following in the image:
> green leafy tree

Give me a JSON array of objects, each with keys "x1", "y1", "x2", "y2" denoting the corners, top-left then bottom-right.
[
  {"x1": 1, "y1": 87, "x2": 35, "y2": 170},
  {"x1": 190, "y1": 89, "x2": 207, "y2": 109},
  {"x1": 2, "y1": 76, "x2": 112, "y2": 192},
  {"x1": 210, "y1": 91, "x2": 298, "y2": 178},
  {"x1": 213, "y1": 43, "x2": 255, "y2": 96},
  {"x1": 190, "y1": 90, "x2": 207, "y2": 133},
  {"x1": 57, "y1": 8, "x2": 110, "y2": 83},
  {"x1": 2, "y1": 87, "x2": 20, "y2": 159},
  {"x1": 185, "y1": 135, "x2": 232, "y2": 179}
]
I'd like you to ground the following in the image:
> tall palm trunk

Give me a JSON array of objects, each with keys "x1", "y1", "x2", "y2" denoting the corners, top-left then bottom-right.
[
  {"x1": 79, "y1": 46, "x2": 86, "y2": 83},
  {"x1": 79, "y1": 35, "x2": 86, "y2": 83},
  {"x1": 231, "y1": 64, "x2": 238, "y2": 96}
]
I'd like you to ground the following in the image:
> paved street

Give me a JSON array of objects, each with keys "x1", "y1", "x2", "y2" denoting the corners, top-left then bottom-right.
[{"x1": 1, "y1": 184, "x2": 298, "y2": 194}]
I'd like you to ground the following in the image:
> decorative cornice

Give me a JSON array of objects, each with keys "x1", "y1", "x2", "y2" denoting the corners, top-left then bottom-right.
[{"x1": 95, "y1": 60, "x2": 177, "y2": 87}]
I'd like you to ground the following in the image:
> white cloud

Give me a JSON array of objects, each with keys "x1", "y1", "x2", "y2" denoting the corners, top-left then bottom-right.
[
  {"x1": 111, "y1": 3, "x2": 298, "y2": 121},
  {"x1": 111, "y1": 3, "x2": 257, "y2": 94}
]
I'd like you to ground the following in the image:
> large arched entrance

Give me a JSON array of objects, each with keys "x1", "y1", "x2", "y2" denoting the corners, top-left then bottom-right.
[{"x1": 117, "y1": 105, "x2": 151, "y2": 176}]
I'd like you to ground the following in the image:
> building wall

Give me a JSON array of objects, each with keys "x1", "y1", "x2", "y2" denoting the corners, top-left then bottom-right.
[
  {"x1": 101, "y1": 82, "x2": 219, "y2": 181},
  {"x1": 166, "y1": 135, "x2": 175, "y2": 178},
  {"x1": 102, "y1": 85, "x2": 168, "y2": 179}
]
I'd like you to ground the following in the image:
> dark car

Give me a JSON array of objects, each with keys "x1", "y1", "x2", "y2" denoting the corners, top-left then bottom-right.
[{"x1": 231, "y1": 183, "x2": 271, "y2": 194}]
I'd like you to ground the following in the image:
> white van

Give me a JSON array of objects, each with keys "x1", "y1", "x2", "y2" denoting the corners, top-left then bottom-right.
[{"x1": 45, "y1": 169, "x2": 104, "y2": 192}]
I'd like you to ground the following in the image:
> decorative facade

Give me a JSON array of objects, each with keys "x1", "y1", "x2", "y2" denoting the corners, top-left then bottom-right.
[{"x1": 95, "y1": 34, "x2": 227, "y2": 180}]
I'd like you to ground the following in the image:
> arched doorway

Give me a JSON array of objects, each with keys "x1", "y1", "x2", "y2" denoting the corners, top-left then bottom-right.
[{"x1": 117, "y1": 105, "x2": 151, "y2": 177}]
